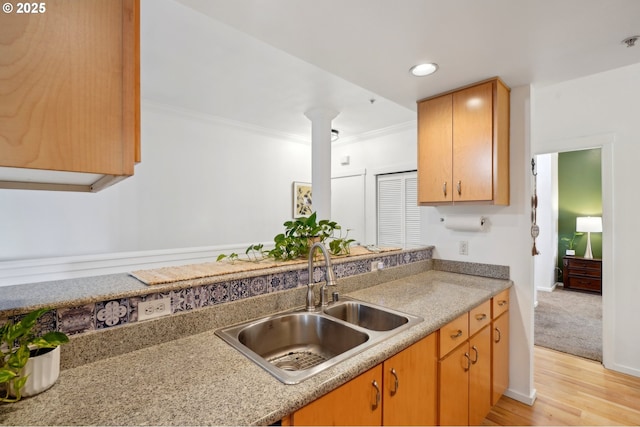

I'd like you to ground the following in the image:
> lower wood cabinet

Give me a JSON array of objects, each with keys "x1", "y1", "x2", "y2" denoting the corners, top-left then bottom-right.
[
  {"x1": 492, "y1": 309, "x2": 510, "y2": 405},
  {"x1": 285, "y1": 293, "x2": 510, "y2": 426},
  {"x1": 438, "y1": 323, "x2": 491, "y2": 425},
  {"x1": 285, "y1": 333, "x2": 437, "y2": 426},
  {"x1": 383, "y1": 333, "x2": 437, "y2": 426},
  {"x1": 286, "y1": 365, "x2": 383, "y2": 426}
]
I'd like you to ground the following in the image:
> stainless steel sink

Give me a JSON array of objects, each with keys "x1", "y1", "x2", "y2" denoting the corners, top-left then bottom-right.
[
  {"x1": 238, "y1": 312, "x2": 368, "y2": 370},
  {"x1": 323, "y1": 299, "x2": 409, "y2": 331},
  {"x1": 215, "y1": 297, "x2": 422, "y2": 384}
]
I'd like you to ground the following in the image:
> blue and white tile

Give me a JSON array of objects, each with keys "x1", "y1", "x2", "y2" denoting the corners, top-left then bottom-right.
[
  {"x1": 183, "y1": 286, "x2": 209, "y2": 311},
  {"x1": 57, "y1": 304, "x2": 95, "y2": 336},
  {"x1": 96, "y1": 299, "x2": 129, "y2": 329},
  {"x1": 249, "y1": 275, "x2": 268, "y2": 297},
  {"x1": 229, "y1": 280, "x2": 249, "y2": 301},
  {"x1": 209, "y1": 282, "x2": 230, "y2": 305}
]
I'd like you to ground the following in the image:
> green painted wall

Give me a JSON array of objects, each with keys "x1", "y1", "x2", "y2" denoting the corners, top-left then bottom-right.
[{"x1": 558, "y1": 148, "x2": 602, "y2": 271}]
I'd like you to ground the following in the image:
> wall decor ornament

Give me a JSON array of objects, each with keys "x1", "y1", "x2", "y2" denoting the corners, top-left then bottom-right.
[{"x1": 293, "y1": 182, "x2": 312, "y2": 218}]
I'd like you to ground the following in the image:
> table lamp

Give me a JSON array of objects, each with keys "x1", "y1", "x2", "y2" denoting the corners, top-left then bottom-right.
[{"x1": 576, "y1": 216, "x2": 602, "y2": 259}]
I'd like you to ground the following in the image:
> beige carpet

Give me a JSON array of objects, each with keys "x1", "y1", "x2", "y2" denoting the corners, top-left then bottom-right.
[{"x1": 535, "y1": 286, "x2": 602, "y2": 362}]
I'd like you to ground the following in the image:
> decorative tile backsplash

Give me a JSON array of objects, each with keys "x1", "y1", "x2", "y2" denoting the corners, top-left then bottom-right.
[{"x1": 1, "y1": 248, "x2": 433, "y2": 339}]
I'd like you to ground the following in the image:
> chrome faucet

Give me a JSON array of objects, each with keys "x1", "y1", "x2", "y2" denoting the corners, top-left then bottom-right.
[{"x1": 306, "y1": 242, "x2": 338, "y2": 311}]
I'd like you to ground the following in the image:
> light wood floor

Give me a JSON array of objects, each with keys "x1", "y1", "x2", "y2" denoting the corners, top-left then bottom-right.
[{"x1": 483, "y1": 346, "x2": 640, "y2": 426}]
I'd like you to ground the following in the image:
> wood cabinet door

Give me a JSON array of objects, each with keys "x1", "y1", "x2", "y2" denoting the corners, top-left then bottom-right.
[
  {"x1": 468, "y1": 326, "x2": 492, "y2": 425},
  {"x1": 439, "y1": 343, "x2": 470, "y2": 426},
  {"x1": 0, "y1": 0, "x2": 139, "y2": 176},
  {"x1": 452, "y1": 82, "x2": 494, "y2": 202},
  {"x1": 291, "y1": 364, "x2": 383, "y2": 426},
  {"x1": 417, "y1": 94, "x2": 453, "y2": 204},
  {"x1": 492, "y1": 311, "x2": 510, "y2": 406},
  {"x1": 383, "y1": 334, "x2": 437, "y2": 426}
]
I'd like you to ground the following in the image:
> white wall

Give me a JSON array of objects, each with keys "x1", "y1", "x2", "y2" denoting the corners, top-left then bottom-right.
[
  {"x1": 534, "y1": 153, "x2": 559, "y2": 294},
  {"x1": 0, "y1": 102, "x2": 311, "y2": 262},
  {"x1": 331, "y1": 123, "x2": 418, "y2": 246},
  {"x1": 533, "y1": 62, "x2": 640, "y2": 378}
]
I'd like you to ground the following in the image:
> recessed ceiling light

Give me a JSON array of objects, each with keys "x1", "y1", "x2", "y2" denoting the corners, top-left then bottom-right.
[{"x1": 409, "y1": 63, "x2": 438, "y2": 77}]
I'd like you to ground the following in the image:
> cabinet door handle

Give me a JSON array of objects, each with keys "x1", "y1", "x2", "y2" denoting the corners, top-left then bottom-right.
[
  {"x1": 450, "y1": 329, "x2": 463, "y2": 339},
  {"x1": 390, "y1": 368, "x2": 399, "y2": 395},
  {"x1": 463, "y1": 352, "x2": 471, "y2": 372},
  {"x1": 498, "y1": 300, "x2": 508, "y2": 307},
  {"x1": 443, "y1": 181, "x2": 447, "y2": 197},
  {"x1": 457, "y1": 180, "x2": 462, "y2": 196},
  {"x1": 475, "y1": 313, "x2": 487, "y2": 321},
  {"x1": 371, "y1": 380, "x2": 381, "y2": 409},
  {"x1": 495, "y1": 327, "x2": 502, "y2": 343},
  {"x1": 471, "y1": 345, "x2": 479, "y2": 364}
]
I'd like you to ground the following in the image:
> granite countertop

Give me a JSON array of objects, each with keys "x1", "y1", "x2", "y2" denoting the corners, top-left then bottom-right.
[{"x1": 0, "y1": 270, "x2": 511, "y2": 426}]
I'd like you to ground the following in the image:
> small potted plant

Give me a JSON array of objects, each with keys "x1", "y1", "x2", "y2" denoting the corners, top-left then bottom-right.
[
  {"x1": 0, "y1": 308, "x2": 69, "y2": 402},
  {"x1": 217, "y1": 212, "x2": 355, "y2": 263},
  {"x1": 560, "y1": 231, "x2": 583, "y2": 256}
]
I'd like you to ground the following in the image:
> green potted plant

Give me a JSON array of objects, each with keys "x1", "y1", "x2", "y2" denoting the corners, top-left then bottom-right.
[
  {"x1": 560, "y1": 231, "x2": 583, "y2": 256},
  {"x1": 1, "y1": 308, "x2": 69, "y2": 402},
  {"x1": 217, "y1": 212, "x2": 355, "y2": 262}
]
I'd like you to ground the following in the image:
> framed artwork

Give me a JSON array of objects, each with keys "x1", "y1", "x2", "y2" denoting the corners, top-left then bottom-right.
[{"x1": 293, "y1": 182, "x2": 312, "y2": 218}]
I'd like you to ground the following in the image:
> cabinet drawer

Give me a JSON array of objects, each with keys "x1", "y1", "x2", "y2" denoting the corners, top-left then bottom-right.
[
  {"x1": 566, "y1": 258, "x2": 602, "y2": 271},
  {"x1": 439, "y1": 312, "x2": 469, "y2": 358},
  {"x1": 469, "y1": 300, "x2": 491, "y2": 336},
  {"x1": 492, "y1": 289, "x2": 510, "y2": 319},
  {"x1": 566, "y1": 276, "x2": 601, "y2": 292},
  {"x1": 568, "y1": 267, "x2": 601, "y2": 278}
]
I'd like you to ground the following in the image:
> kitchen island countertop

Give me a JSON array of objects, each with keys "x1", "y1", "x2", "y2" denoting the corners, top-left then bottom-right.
[{"x1": 0, "y1": 270, "x2": 511, "y2": 426}]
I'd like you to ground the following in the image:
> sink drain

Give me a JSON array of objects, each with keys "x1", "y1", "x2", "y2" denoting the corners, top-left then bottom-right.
[{"x1": 269, "y1": 351, "x2": 327, "y2": 371}]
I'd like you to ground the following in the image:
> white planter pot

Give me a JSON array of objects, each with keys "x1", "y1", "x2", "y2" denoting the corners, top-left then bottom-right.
[
  {"x1": 566, "y1": 249, "x2": 575, "y2": 256},
  {"x1": 10, "y1": 346, "x2": 61, "y2": 397}
]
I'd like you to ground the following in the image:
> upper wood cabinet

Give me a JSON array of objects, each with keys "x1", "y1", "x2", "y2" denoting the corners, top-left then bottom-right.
[
  {"x1": 417, "y1": 78, "x2": 510, "y2": 205},
  {"x1": 0, "y1": 0, "x2": 140, "y2": 192}
]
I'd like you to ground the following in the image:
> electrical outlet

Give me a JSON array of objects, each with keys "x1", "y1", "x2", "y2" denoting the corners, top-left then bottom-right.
[
  {"x1": 138, "y1": 296, "x2": 171, "y2": 321},
  {"x1": 459, "y1": 241, "x2": 469, "y2": 256},
  {"x1": 371, "y1": 261, "x2": 379, "y2": 271}
]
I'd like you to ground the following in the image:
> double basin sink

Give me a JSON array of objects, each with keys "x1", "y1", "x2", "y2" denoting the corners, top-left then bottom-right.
[{"x1": 215, "y1": 296, "x2": 423, "y2": 384}]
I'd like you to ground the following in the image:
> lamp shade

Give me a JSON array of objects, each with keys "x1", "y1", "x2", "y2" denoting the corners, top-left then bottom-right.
[{"x1": 576, "y1": 216, "x2": 602, "y2": 233}]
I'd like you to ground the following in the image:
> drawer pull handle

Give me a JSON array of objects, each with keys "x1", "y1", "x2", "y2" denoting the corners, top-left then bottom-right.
[
  {"x1": 495, "y1": 327, "x2": 502, "y2": 343},
  {"x1": 371, "y1": 380, "x2": 381, "y2": 409},
  {"x1": 390, "y1": 368, "x2": 399, "y2": 395},
  {"x1": 451, "y1": 329, "x2": 463, "y2": 339},
  {"x1": 463, "y1": 352, "x2": 471, "y2": 371},
  {"x1": 475, "y1": 313, "x2": 487, "y2": 321},
  {"x1": 497, "y1": 300, "x2": 508, "y2": 307},
  {"x1": 471, "y1": 345, "x2": 479, "y2": 364}
]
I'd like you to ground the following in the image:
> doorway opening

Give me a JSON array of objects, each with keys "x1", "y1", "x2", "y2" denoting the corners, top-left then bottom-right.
[{"x1": 533, "y1": 148, "x2": 603, "y2": 362}]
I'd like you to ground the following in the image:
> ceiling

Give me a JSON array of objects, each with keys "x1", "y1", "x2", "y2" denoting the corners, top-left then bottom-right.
[{"x1": 141, "y1": 0, "x2": 640, "y2": 141}]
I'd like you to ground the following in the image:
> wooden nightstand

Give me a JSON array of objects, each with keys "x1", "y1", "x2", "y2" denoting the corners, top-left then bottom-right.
[{"x1": 562, "y1": 256, "x2": 602, "y2": 294}]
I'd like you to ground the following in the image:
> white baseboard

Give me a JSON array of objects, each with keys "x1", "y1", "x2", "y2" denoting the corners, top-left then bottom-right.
[
  {"x1": 536, "y1": 282, "x2": 558, "y2": 292},
  {"x1": 0, "y1": 243, "x2": 270, "y2": 287},
  {"x1": 504, "y1": 387, "x2": 537, "y2": 406},
  {"x1": 604, "y1": 361, "x2": 640, "y2": 379}
]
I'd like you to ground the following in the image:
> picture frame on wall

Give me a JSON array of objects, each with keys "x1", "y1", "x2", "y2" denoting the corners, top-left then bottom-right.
[{"x1": 293, "y1": 182, "x2": 312, "y2": 218}]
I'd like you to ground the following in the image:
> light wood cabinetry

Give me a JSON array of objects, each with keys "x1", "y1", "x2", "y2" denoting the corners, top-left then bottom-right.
[
  {"x1": 287, "y1": 292, "x2": 510, "y2": 427},
  {"x1": 491, "y1": 289, "x2": 510, "y2": 406},
  {"x1": 382, "y1": 333, "x2": 437, "y2": 426},
  {"x1": 0, "y1": 0, "x2": 140, "y2": 192},
  {"x1": 287, "y1": 334, "x2": 437, "y2": 426},
  {"x1": 417, "y1": 78, "x2": 510, "y2": 206},
  {"x1": 438, "y1": 301, "x2": 493, "y2": 426},
  {"x1": 286, "y1": 364, "x2": 383, "y2": 426}
]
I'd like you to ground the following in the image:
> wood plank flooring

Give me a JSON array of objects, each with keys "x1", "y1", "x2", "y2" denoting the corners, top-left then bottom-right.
[{"x1": 483, "y1": 346, "x2": 640, "y2": 426}]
